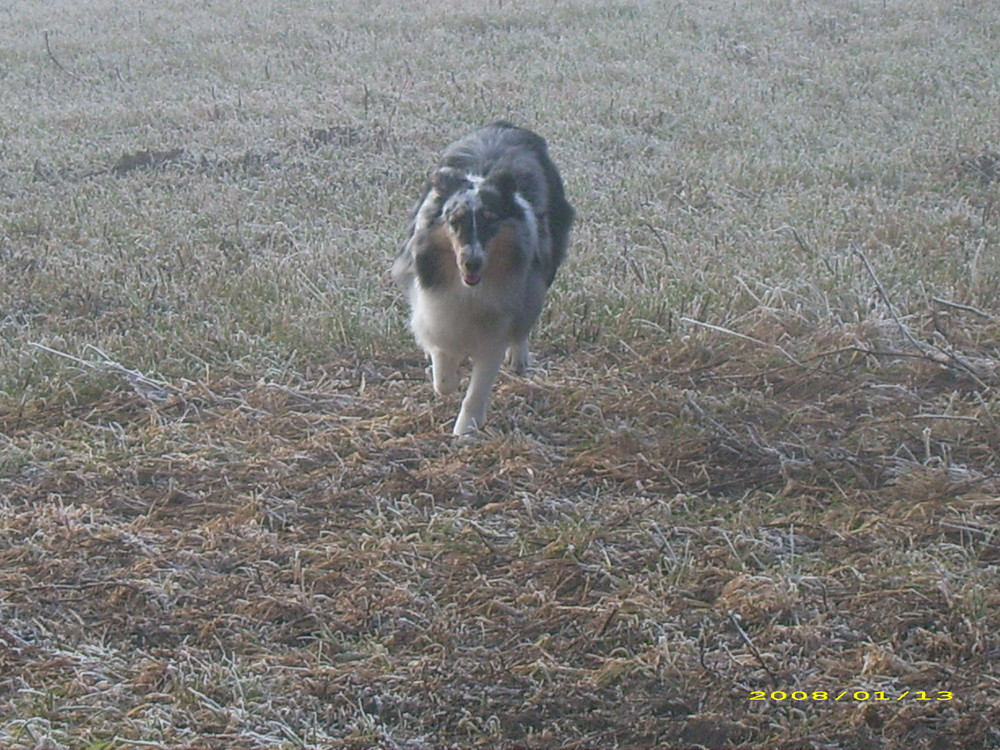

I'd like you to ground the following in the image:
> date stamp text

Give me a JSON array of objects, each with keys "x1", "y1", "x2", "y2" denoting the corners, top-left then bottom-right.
[{"x1": 750, "y1": 690, "x2": 953, "y2": 702}]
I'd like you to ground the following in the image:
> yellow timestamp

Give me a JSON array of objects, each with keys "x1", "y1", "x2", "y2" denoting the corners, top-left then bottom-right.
[{"x1": 749, "y1": 690, "x2": 954, "y2": 702}]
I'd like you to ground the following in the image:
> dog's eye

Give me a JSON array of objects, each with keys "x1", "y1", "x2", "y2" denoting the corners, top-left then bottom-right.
[{"x1": 445, "y1": 207, "x2": 466, "y2": 226}]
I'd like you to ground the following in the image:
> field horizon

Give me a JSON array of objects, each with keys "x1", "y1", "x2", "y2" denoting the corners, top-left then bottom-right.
[{"x1": 2, "y1": 0, "x2": 999, "y2": 748}]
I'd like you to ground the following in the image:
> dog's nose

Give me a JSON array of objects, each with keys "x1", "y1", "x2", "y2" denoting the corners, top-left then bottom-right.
[{"x1": 464, "y1": 256, "x2": 483, "y2": 273}]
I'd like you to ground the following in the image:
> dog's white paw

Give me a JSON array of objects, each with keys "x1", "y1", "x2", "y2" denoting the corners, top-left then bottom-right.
[
  {"x1": 452, "y1": 412, "x2": 483, "y2": 438},
  {"x1": 453, "y1": 429, "x2": 479, "y2": 446},
  {"x1": 428, "y1": 364, "x2": 460, "y2": 396},
  {"x1": 434, "y1": 370, "x2": 460, "y2": 396}
]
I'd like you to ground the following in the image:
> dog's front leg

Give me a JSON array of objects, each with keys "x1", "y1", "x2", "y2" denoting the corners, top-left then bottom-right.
[
  {"x1": 429, "y1": 349, "x2": 462, "y2": 396},
  {"x1": 453, "y1": 348, "x2": 505, "y2": 436}
]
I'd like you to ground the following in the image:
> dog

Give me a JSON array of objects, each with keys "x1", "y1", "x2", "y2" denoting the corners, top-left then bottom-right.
[{"x1": 391, "y1": 122, "x2": 574, "y2": 436}]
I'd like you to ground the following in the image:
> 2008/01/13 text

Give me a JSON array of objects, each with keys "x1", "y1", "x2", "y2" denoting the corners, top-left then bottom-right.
[{"x1": 750, "y1": 690, "x2": 953, "y2": 702}]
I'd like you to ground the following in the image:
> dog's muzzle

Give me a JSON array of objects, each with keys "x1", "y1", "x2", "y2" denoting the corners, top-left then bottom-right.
[{"x1": 459, "y1": 246, "x2": 484, "y2": 286}]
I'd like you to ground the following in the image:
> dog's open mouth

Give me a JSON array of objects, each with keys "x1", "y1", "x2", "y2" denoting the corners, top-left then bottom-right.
[{"x1": 462, "y1": 271, "x2": 482, "y2": 286}]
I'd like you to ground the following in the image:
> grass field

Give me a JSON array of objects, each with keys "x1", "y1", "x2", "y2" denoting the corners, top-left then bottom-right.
[{"x1": 2, "y1": 0, "x2": 1000, "y2": 747}]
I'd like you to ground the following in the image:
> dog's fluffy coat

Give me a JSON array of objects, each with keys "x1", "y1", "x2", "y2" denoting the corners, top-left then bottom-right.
[{"x1": 392, "y1": 122, "x2": 574, "y2": 435}]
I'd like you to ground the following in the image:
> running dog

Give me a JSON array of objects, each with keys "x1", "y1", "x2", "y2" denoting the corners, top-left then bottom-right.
[{"x1": 391, "y1": 122, "x2": 574, "y2": 436}]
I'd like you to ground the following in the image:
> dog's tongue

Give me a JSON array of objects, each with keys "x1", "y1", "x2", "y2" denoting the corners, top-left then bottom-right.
[{"x1": 464, "y1": 272, "x2": 481, "y2": 286}]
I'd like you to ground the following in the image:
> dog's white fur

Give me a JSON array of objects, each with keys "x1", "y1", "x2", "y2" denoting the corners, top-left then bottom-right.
[{"x1": 391, "y1": 122, "x2": 574, "y2": 436}]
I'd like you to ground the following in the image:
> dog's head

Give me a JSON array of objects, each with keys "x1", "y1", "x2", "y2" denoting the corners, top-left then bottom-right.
[{"x1": 432, "y1": 167, "x2": 519, "y2": 287}]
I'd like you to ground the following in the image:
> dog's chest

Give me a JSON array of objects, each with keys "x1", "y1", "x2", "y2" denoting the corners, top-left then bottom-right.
[{"x1": 410, "y1": 282, "x2": 515, "y2": 352}]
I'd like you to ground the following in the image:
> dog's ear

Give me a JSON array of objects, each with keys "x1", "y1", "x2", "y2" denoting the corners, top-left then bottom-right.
[
  {"x1": 488, "y1": 170, "x2": 517, "y2": 201},
  {"x1": 484, "y1": 170, "x2": 520, "y2": 216},
  {"x1": 432, "y1": 167, "x2": 469, "y2": 198}
]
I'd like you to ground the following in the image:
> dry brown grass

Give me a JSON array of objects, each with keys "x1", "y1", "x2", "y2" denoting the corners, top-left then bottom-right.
[
  {"x1": 3, "y1": 317, "x2": 999, "y2": 748},
  {"x1": 3, "y1": 0, "x2": 1000, "y2": 747}
]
